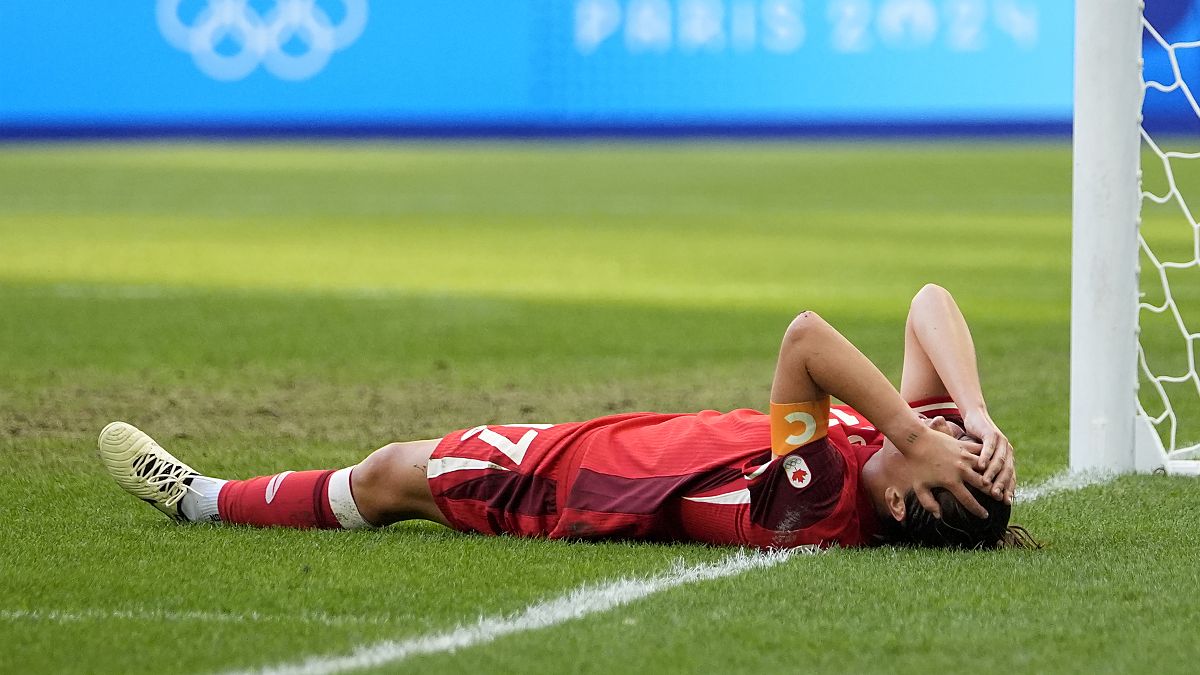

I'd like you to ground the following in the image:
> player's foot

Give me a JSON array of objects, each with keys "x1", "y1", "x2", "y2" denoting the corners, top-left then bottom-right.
[{"x1": 97, "y1": 421, "x2": 199, "y2": 521}]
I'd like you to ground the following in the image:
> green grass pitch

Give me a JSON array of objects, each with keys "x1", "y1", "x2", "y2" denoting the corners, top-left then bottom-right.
[{"x1": 2, "y1": 142, "x2": 1199, "y2": 674}]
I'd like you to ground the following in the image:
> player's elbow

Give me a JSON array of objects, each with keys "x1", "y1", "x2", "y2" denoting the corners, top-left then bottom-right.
[
  {"x1": 912, "y1": 283, "x2": 952, "y2": 308},
  {"x1": 783, "y1": 311, "x2": 830, "y2": 347},
  {"x1": 909, "y1": 284, "x2": 955, "y2": 322}
]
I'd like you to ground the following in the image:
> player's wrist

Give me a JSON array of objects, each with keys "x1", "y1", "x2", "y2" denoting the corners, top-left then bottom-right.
[
  {"x1": 956, "y1": 397, "x2": 987, "y2": 414},
  {"x1": 962, "y1": 405, "x2": 990, "y2": 422},
  {"x1": 884, "y1": 412, "x2": 931, "y2": 454}
]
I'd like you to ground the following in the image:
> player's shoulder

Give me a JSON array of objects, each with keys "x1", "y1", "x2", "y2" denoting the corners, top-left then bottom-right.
[{"x1": 747, "y1": 437, "x2": 847, "y2": 532}]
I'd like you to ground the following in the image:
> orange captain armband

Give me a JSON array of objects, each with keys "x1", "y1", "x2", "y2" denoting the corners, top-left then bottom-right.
[{"x1": 769, "y1": 397, "x2": 831, "y2": 456}]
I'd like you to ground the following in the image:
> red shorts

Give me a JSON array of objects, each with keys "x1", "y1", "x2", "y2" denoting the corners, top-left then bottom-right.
[{"x1": 426, "y1": 421, "x2": 586, "y2": 538}]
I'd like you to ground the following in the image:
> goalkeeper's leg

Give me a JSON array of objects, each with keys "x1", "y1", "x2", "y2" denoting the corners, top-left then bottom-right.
[{"x1": 97, "y1": 421, "x2": 449, "y2": 529}]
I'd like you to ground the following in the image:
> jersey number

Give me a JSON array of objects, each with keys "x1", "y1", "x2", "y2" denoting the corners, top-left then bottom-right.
[{"x1": 460, "y1": 424, "x2": 552, "y2": 465}]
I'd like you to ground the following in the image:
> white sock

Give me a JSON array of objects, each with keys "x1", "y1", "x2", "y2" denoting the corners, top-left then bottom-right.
[{"x1": 180, "y1": 476, "x2": 227, "y2": 523}]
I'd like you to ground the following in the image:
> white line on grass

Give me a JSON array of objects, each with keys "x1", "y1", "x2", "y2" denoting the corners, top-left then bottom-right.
[
  {"x1": 8, "y1": 472, "x2": 1107, "y2": 673},
  {"x1": 221, "y1": 470, "x2": 1120, "y2": 675},
  {"x1": 221, "y1": 548, "x2": 804, "y2": 675},
  {"x1": 0, "y1": 608, "x2": 395, "y2": 628},
  {"x1": 1015, "y1": 469, "x2": 1116, "y2": 502}
]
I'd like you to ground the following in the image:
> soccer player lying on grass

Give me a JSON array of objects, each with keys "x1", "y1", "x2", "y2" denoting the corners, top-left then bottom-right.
[{"x1": 99, "y1": 284, "x2": 1028, "y2": 550}]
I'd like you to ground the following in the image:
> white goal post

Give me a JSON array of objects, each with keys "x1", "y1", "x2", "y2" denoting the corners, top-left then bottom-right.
[{"x1": 1071, "y1": 0, "x2": 1200, "y2": 475}]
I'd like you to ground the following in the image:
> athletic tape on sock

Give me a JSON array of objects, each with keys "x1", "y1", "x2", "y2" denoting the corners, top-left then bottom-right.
[{"x1": 328, "y1": 467, "x2": 372, "y2": 529}]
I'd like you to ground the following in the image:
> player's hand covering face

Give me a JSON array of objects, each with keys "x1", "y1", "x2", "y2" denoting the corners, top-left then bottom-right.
[
  {"x1": 905, "y1": 427, "x2": 994, "y2": 519},
  {"x1": 960, "y1": 409, "x2": 1016, "y2": 505},
  {"x1": 918, "y1": 414, "x2": 1014, "y2": 508}
]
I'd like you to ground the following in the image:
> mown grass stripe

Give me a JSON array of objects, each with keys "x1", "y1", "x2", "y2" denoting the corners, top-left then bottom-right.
[
  {"x1": 0, "y1": 608, "x2": 395, "y2": 628},
  {"x1": 226, "y1": 549, "x2": 804, "y2": 675}
]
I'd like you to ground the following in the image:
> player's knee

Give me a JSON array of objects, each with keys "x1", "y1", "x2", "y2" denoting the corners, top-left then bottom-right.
[{"x1": 352, "y1": 443, "x2": 414, "y2": 520}]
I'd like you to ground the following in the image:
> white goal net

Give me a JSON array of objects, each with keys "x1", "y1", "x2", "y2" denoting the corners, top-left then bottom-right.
[
  {"x1": 1071, "y1": 0, "x2": 1200, "y2": 475},
  {"x1": 1136, "y1": 6, "x2": 1200, "y2": 473}
]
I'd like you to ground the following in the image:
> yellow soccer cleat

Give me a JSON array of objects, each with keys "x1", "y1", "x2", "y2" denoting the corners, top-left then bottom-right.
[{"x1": 97, "y1": 421, "x2": 199, "y2": 521}]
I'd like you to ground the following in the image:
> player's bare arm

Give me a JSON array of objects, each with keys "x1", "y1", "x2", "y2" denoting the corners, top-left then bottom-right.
[
  {"x1": 901, "y1": 284, "x2": 1015, "y2": 503},
  {"x1": 770, "y1": 309, "x2": 992, "y2": 518}
]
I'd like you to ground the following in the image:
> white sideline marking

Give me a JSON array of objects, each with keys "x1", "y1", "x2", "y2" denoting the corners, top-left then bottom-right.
[
  {"x1": 5, "y1": 473, "x2": 1105, "y2": 673},
  {"x1": 0, "y1": 608, "x2": 394, "y2": 628},
  {"x1": 222, "y1": 471, "x2": 1112, "y2": 675},
  {"x1": 1015, "y1": 469, "x2": 1116, "y2": 502},
  {"x1": 222, "y1": 549, "x2": 803, "y2": 675}
]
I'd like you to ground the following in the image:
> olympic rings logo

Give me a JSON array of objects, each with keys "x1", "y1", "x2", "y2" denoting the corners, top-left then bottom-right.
[{"x1": 156, "y1": 0, "x2": 368, "y2": 81}]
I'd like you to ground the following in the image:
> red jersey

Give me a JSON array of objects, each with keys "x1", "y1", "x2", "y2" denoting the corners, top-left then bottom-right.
[{"x1": 427, "y1": 397, "x2": 961, "y2": 550}]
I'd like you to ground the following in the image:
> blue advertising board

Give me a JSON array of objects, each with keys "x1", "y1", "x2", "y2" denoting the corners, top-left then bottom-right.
[
  {"x1": 0, "y1": 1, "x2": 1190, "y2": 136},
  {"x1": 1144, "y1": 0, "x2": 1200, "y2": 134}
]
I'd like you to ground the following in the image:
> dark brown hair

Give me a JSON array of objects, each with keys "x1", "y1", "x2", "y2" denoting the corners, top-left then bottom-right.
[{"x1": 878, "y1": 484, "x2": 1039, "y2": 550}]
